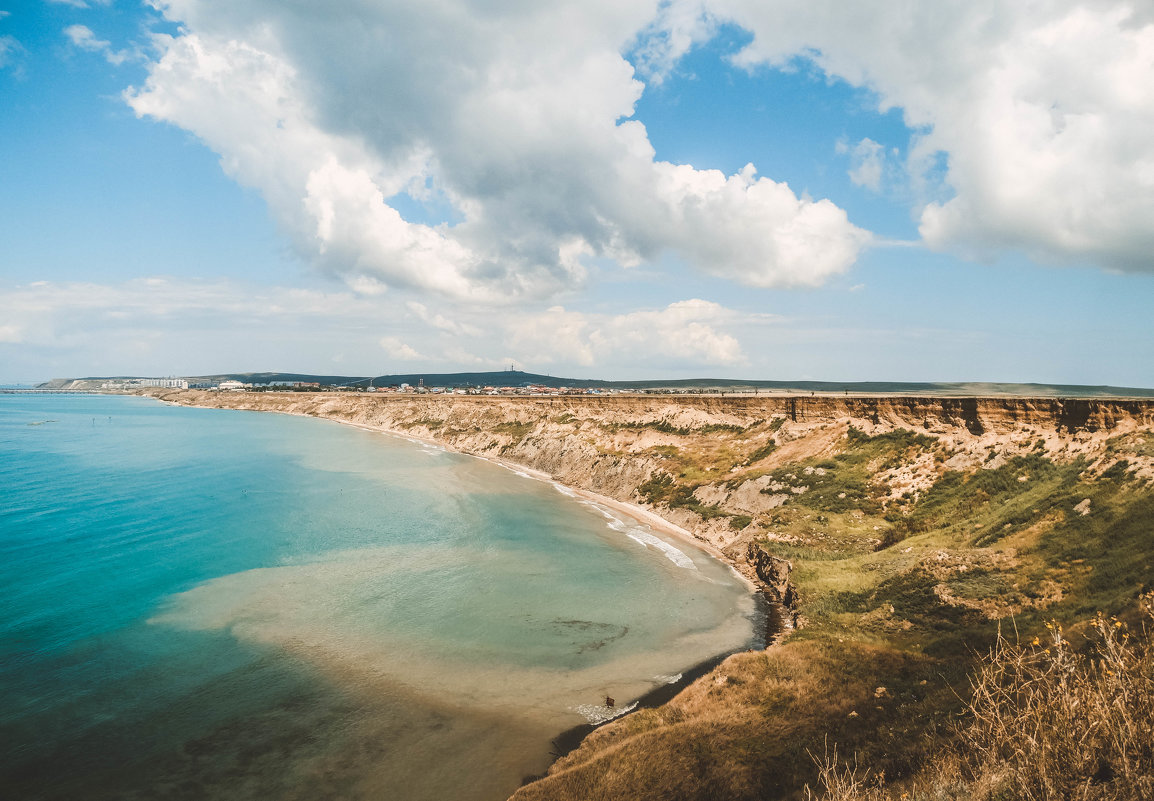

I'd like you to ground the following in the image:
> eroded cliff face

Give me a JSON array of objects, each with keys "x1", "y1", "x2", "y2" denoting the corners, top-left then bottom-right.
[
  {"x1": 141, "y1": 391, "x2": 1154, "y2": 556},
  {"x1": 140, "y1": 389, "x2": 1154, "y2": 801}
]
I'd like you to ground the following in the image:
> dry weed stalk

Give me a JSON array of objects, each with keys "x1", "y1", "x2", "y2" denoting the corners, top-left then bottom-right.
[
  {"x1": 804, "y1": 742, "x2": 890, "y2": 801},
  {"x1": 963, "y1": 596, "x2": 1154, "y2": 800},
  {"x1": 808, "y1": 594, "x2": 1154, "y2": 801}
]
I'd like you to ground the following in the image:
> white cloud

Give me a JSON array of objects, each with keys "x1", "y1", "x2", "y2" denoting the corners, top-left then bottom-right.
[
  {"x1": 630, "y1": 0, "x2": 716, "y2": 82},
  {"x1": 0, "y1": 277, "x2": 756, "y2": 378},
  {"x1": 0, "y1": 277, "x2": 435, "y2": 377},
  {"x1": 64, "y1": 24, "x2": 104, "y2": 49},
  {"x1": 651, "y1": 161, "x2": 869, "y2": 287},
  {"x1": 405, "y1": 301, "x2": 483, "y2": 338},
  {"x1": 126, "y1": 0, "x2": 867, "y2": 300},
  {"x1": 0, "y1": 278, "x2": 400, "y2": 356},
  {"x1": 508, "y1": 299, "x2": 746, "y2": 369},
  {"x1": 698, "y1": 0, "x2": 1154, "y2": 272},
  {"x1": 838, "y1": 137, "x2": 885, "y2": 192},
  {"x1": 378, "y1": 337, "x2": 426, "y2": 361},
  {"x1": 64, "y1": 24, "x2": 129, "y2": 65}
]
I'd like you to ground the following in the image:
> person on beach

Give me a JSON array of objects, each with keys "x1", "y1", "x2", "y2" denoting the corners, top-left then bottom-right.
[{"x1": 605, "y1": 695, "x2": 615, "y2": 708}]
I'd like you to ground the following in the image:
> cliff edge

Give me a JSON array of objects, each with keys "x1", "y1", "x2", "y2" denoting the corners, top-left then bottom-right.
[{"x1": 140, "y1": 389, "x2": 1154, "y2": 800}]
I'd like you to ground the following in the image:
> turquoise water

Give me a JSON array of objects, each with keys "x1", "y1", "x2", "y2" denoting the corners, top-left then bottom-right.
[{"x1": 0, "y1": 394, "x2": 755, "y2": 800}]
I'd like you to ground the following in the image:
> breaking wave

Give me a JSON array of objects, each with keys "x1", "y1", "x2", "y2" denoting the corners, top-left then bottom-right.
[
  {"x1": 603, "y1": 516, "x2": 697, "y2": 570},
  {"x1": 571, "y1": 700, "x2": 639, "y2": 725}
]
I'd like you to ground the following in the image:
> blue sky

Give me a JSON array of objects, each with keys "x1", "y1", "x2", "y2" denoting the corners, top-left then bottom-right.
[{"x1": 1, "y1": 0, "x2": 1151, "y2": 385}]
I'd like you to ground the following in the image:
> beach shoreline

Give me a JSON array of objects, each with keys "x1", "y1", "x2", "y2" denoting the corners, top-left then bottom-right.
[
  {"x1": 164, "y1": 395, "x2": 758, "y2": 592},
  {"x1": 136, "y1": 392, "x2": 767, "y2": 761}
]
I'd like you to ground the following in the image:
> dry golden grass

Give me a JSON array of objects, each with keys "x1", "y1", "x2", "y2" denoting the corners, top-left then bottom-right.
[
  {"x1": 511, "y1": 638, "x2": 956, "y2": 801},
  {"x1": 806, "y1": 595, "x2": 1154, "y2": 801}
]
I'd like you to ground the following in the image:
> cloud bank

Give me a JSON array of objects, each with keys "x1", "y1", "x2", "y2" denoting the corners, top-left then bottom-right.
[
  {"x1": 0, "y1": 278, "x2": 754, "y2": 376},
  {"x1": 508, "y1": 299, "x2": 746, "y2": 369},
  {"x1": 127, "y1": 0, "x2": 868, "y2": 301},
  {"x1": 692, "y1": 0, "x2": 1154, "y2": 272},
  {"x1": 113, "y1": 0, "x2": 1152, "y2": 332}
]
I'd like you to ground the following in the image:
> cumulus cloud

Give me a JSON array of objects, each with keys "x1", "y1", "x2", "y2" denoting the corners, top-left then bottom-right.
[
  {"x1": 630, "y1": 0, "x2": 717, "y2": 82},
  {"x1": 378, "y1": 337, "x2": 426, "y2": 361},
  {"x1": 64, "y1": 24, "x2": 130, "y2": 65},
  {"x1": 126, "y1": 0, "x2": 867, "y2": 300},
  {"x1": 405, "y1": 301, "x2": 483, "y2": 338},
  {"x1": 508, "y1": 299, "x2": 745, "y2": 369},
  {"x1": 697, "y1": 0, "x2": 1154, "y2": 272}
]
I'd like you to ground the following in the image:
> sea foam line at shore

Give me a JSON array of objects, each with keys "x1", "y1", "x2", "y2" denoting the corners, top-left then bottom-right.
[{"x1": 142, "y1": 391, "x2": 758, "y2": 593}]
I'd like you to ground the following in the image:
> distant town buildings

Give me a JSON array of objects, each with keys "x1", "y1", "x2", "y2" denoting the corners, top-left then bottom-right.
[
  {"x1": 90, "y1": 375, "x2": 723, "y2": 396},
  {"x1": 100, "y1": 377, "x2": 188, "y2": 390}
]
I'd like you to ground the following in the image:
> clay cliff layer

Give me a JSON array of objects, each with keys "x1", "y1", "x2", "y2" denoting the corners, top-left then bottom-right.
[{"x1": 140, "y1": 391, "x2": 1154, "y2": 557}]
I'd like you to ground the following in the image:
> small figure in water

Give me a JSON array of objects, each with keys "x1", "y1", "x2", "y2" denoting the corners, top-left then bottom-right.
[{"x1": 605, "y1": 695, "x2": 615, "y2": 708}]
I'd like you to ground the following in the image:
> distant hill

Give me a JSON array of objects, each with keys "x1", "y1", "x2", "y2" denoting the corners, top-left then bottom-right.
[
  {"x1": 188, "y1": 370, "x2": 602, "y2": 388},
  {"x1": 36, "y1": 371, "x2": 1154, "y2": 398}
]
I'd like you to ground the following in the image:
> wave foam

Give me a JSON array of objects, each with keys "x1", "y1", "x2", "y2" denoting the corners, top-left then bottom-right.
[
  {"x1": 401, "y1": 437, "x2": 446, "y2": 455},
  {"x1": 618, "y1": 525, "x2": 696, "y2": 570},
  {"x1": 577, "y1": 503, "x2": 698, "y2": 571},
  {"x1": 572, "y1": 701, "x2": 639, "y2": 725}
]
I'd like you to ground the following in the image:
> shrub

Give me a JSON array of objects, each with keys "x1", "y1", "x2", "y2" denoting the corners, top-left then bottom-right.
[{"x1": 730, "y1": 514, "x2": 753, "y2": 531}]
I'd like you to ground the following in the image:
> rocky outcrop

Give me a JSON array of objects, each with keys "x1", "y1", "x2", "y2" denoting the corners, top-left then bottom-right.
[
  {"x1": 746, "y1": 544, "x2": 800, "y2": 638},
  {"x1": 746, "y1": 544, "x2": 796, "y2": 609}
]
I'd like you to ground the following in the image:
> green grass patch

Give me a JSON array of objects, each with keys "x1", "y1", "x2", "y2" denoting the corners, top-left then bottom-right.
[
  {"x1": 890, "y1": 454, "x2": 1083, "y2": 547},
  {"x1": 754, "y1": 427, "x2": 941, "y2": 520},
  {"x1": 729, "y1": 514, "x2": 753, "y2": 531},
  {"x1": 605, "y1": 419, "x2": 747, "y2": 436},
  {"x1": 698, "y1": 423, "x2": 747, "y2": 434},
  {"x1": 603, "y1": 419, "x2": 691, "y2": 435},
  {"x1": 492, "y1": 420, "x2": 535, "y2": 440},
  {"x1": 743, "y1": 440, "x2": 777, "y2": 465},
  {"x1": 1038, "y1": 482, "x2": 1154, "y2": 616},
  {"x1": 1106, "y1": 432, "x2": 1154, "y2": 459},
  {"x1": 637, "y1": 472, "x2": 731, "y2": 521}
]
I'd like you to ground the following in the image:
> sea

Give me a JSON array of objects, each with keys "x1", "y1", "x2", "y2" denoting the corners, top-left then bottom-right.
[{"x1": 0, "y1": 394, "x2": 757, "y2": 801}]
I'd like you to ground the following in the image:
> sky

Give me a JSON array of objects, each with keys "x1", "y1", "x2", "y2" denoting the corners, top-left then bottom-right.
[{"x1": 0, "y1": 0, "x2": 1151, "y2": 386}]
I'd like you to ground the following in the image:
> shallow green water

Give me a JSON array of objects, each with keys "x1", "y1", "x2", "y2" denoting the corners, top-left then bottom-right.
[{"x1": 0, "y1": 394, "x2": 755, "y2": 800}]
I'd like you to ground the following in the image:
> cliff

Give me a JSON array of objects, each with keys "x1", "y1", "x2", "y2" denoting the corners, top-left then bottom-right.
[
  {"x1": 141, "y1": 391, "x2": 1154, "y2": 550},
  {"x1": 140, "y1": 389, "x2": 1154, "y2": 800}
]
